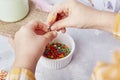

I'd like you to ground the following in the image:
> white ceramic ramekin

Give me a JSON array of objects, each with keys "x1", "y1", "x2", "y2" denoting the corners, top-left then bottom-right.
[{"x1": 40, "y1": 33, "x2": 75, "y2": 70}]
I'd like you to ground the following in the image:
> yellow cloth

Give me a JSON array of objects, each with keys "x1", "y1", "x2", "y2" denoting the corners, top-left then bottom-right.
[
  {"x1": 6, "y1": 68, "x2": 35, "y2": 80},
  {"x1": 113, "y1": 13, "x2": 120, "y2": 40}
]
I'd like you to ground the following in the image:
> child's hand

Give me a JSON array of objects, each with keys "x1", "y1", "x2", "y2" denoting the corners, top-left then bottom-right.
[
  {"x1": 9, "y1": 20, "x2": 57, "y2": 73},
  {"x1": 47, "y1": 0, "x2": 98, "y2": 32}
]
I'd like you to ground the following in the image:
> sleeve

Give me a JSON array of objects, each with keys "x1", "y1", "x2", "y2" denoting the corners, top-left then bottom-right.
[
  {"x1": 113, "y1": 13, "x2": 120, "y2": 40},
  {"x1": 6, "y1": 68, "x2": 35, "y2": 80},
  {"x1": 114, "y1": 0, "x2": 120, "y2": 12},
  {"x1": 87, "y1": 0, "x2": 120, "y2": 12}
]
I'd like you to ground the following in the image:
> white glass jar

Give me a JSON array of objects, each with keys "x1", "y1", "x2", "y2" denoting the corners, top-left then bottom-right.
[{"x1": 0, "y1": 0, "x2": 29, "y2": 22}]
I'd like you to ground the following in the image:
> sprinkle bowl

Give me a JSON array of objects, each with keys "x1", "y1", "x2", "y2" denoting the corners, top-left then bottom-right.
[{"x1": 40, "y1": 32, "x2": 75, "y2": 70}]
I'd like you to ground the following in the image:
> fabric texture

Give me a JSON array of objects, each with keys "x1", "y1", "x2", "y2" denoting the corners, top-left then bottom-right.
[
  {"x1": 6, "y1": 68, "x2": 35, "y2": 80},
  {"x1": 113, "y1": 13, "x2": 120, "y2": 40},
  {"x1": 87, "y1": 0, "x2": 120, "y2": 12}
]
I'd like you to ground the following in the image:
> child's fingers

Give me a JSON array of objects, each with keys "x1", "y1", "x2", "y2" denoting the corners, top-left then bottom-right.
[
  {"x1": 22, "y1": 20, "x2": 48, "y2": 32},
  {"x1": 43, "y1": 31, "x2": 57, "y2": 42},
  {"x1": 61, "y1": 28, "x2": 66, "y2": 33},
  {"x1": 23, "y1": 20, "x2": 39, "y2": 30},
  {"x1": 8, "y1": 36, "x2": 15, "y2": 49}
]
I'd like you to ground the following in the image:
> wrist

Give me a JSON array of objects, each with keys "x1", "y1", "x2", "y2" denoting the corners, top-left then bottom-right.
[
  {"x1": 76, "y1": 3, "x2": 101, "y2": 29},
  {"x1": 91, "y1": 11, "x2": 117, "y2": 33},
  {"x1": 12, "y1": 56, "x2": 39, "y2": 73},
  {"x1": 85, "y1": 9, "x2": 99, "y2": 29}
]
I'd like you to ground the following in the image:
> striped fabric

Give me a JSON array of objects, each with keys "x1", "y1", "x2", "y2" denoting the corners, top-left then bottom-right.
[
  {"x1": 113, "y1": 13, "x2": 120, "y2": 40},
  {"x1": 6, "y1": 68, "x2": 35, "y2": 80}
]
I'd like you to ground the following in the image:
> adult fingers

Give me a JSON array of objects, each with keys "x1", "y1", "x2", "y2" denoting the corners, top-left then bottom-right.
[
  {"x1": 47, "y1": 3, "x2": 67, "y2": 25},
  {"x1": 51, "y1": 18, "x2": 71, "y2": 30}
]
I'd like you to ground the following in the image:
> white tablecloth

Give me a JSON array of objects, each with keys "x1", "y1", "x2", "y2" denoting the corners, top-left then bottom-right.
[{"x1": 0, "y1": 29, "x2": 120, "y2": 80}]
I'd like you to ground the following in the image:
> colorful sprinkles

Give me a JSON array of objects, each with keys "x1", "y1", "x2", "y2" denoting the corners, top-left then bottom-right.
[
  {"x1": 0, "y1": 70, "x2": 7, "y2": 80},
  {"x1": 44, "y1": 42, "x2": 70, "y2": 59}
]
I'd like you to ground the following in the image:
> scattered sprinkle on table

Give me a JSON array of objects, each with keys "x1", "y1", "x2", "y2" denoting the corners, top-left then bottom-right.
[
  {"x1": 0, "y1": 70, "x2": 7, "y2": 80},
  {"x1": 44, "y1": 42, "x2": 70, "y2": 59}
]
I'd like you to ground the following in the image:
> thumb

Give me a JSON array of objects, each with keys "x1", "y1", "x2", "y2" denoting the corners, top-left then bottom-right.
[
  {"x1": 51, "y1": 18, "x2": 71, "y2": 30},
  {"x1": 43, "y1": 31, "x2": 57, "y2": 42}
]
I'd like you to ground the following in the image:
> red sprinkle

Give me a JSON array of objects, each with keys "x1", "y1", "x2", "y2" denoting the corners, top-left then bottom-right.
[
  {"x1": 0, "y1": 70, "x2": 8, "y2": 80},
  {"x1": 43, "y1": 42, "x2": 70, "y2": 59}
]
